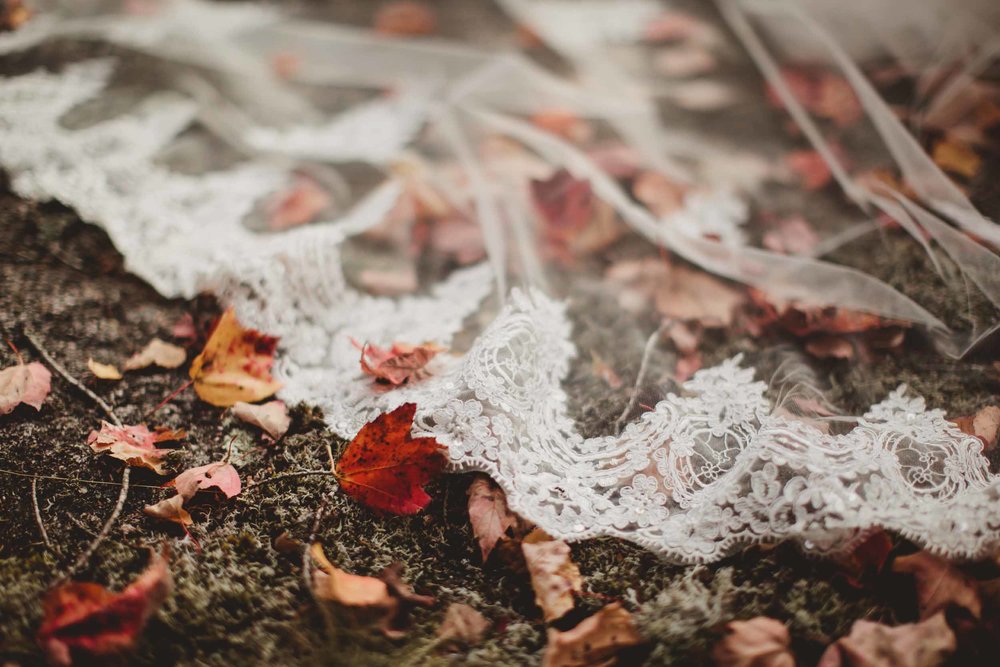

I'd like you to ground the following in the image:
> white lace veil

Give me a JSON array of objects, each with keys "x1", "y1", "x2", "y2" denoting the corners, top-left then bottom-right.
[{"x1": 2, "y1": 0, "x2": 1000, "y2": 563}]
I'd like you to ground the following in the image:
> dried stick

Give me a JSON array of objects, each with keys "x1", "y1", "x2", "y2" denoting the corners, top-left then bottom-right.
[
  {"x1": 23, "y1": 327, "x2": 130, "y2": 581},
  {"x1": 32, "y1": 476, "x2": 53, "y2": 551},
  {"x1": 23, "y1": 328, "x2": 122, "y2": 427},
  {"x1": 614, "y1": 320, "x2": 669, "y2": 435}
]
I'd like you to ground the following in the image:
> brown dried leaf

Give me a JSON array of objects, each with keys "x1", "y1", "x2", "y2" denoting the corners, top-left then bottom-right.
[
  {"x1": 467, "y1": 474, "x2": 520, "y2": 562},
  {"x1": 523, "y1": 536, "x2": 584, "y2": 622},
  {"x1": 310, "y1": 543, "x2": 394, "y2": 607},
  {"x1": 951, "y1": 405, "x2": 1000, "y2": 451},
  {"x1": 932, "y1": 139, "x2": 981, "y2": 179},
  {"x1": 892, "y1": 551, "x2": 981, "y2": 620},
  {"x1": 712, "y1": 616, "x2": 794, "y2": 667},
  {"x1": 232, "y1": 400, "x2": 291, "y2": 440},
  {"x1": 359, "y1": 341, "x2": 444, "y2": 386},
  {"x1": 542, "y1": 603, "x2": 642, "y2": 667},
  {"x1": 123, "y1": 338, "x2": 187, "y2": 371},
  {"x1": 817, "y1": 613, "x2": 956, "y2": 667}
]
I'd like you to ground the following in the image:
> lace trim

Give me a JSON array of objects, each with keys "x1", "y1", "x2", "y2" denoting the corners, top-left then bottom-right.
[{"x1": 1, "y1": 59, "x2": 998, "y2": 563}]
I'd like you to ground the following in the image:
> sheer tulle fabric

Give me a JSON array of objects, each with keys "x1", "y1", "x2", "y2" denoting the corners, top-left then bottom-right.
[{"x1": 2, "y1": 0, "x2": 999, "y2": 562}]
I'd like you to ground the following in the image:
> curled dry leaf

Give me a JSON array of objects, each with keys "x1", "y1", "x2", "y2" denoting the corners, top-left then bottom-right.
[
  {"x1": 374, "y1": 1, "x2": 437, "y2": 36},
  {"x1": 467, "y1": 474, "x2": 520, "y2": 562},
  {"x1": 310, "y1": 544, "x2": 433, "y2": 638},
  {"x1": 144, "y1": 461, "x2": 241, "y2": 526},
  {"x1": 189, "y1": 308, "x2": 282, "y2": 407},
  {"x1": 358, "y1": 341, "x2": 444, "y2": 386},
  {"x1": 891, "y1": 551, "x2": 981, "y2": 620},
  {"x1": 87, "y1": 359, "x2": 122, "y2": 380},
  {"x1": 266, "y1": 176, "x2": 332, "y2": 231},
  {"x1": 437, "y1": 603, "x2": 489, "y2": 647},
  {"x1": 335, "y1": 403, "x2": 446, "y2": 515},
  {"x1": 522, "y1": 532, "x2": 584, "y2": 622},
  {"x1": 712, "y1": 616, "x2": 794, "y2": 667},
  {"x1": 761, "y1": 216, "x2": 819, "y2": 256},
  {"x1": 833, "y1": 530, "x2": 893, "y2": 587},
  {"x1": 951, "y1": 405, "x2": 1000, "y2": 451},
  {"x1": 123, "y1": 338, "x2": 187, "y2": 371},
  {"x1": 37, "y1": 551, "x2": 171, "y2": 667},
  {"x1": 0, "y1": 360, "x2": 51, "y2": 415},
  {"x1": 232, "y1": 400, "x2": 291, "y2": 440},
  {"x1": 786, "y1": 150, "x2": 834, "y2": 191},
  {"x1": 932, "y1": 139, "x2": 981, "y2": 179},
  {"x1": 542, "y1": 603, "x2": 642, "y2": 667},
  {"x1": 817, "y1": 613, "x2": 956, "y2": 667},
  {"x1": 87, "y1": 422, "x2": 181, "y2": 475},
  {"x1": 747, "y1": 290, "x2": 907, "y2": 338}
]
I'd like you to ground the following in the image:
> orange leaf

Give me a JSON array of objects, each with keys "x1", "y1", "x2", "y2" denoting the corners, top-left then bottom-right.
[
  {"x1": 87, "y1": 359, "x2": 122, "y2": 380},
  {"x1": 335, "y1": 403, "x2": 446, "y2": 515},
  {"x1": 36, "y1": 552, "x2": 171, "y2": 667},
  {"x1": 542, "y1": 603, "x2": 641, "y2": 667},
  {"x1": 189, "y1": 309, "x2": 282, "y2": 407},
  {"x1": 932, "y1": 139, "x2": 981, "y2": 179},
  {"x1": 712, "y1": 617, "x2": 794, "y2": 667}
]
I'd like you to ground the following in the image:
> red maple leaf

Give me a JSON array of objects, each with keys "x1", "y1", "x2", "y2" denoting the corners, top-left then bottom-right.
[{"x1": 335, "y1": 403, "x2": 446, "y2": 515}]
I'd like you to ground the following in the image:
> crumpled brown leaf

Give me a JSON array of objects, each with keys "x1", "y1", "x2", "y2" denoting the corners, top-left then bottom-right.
[
  {"x1": 712, "y1": 616, "x2": 794, "y2": 667},
  {"x1": 123, "y1": 338, "x2": 187, "y2": 371},
  {"x1": 522, "y1": 531, "x2": 584, "y2": 622},
  {"x1": 87, "y1": 422, "x2": 181, "y2": 475},
  {"x1": 467, "y1": 474, "x2": 521, "y2": 562},
  {"x1": 437, "y1": 603, "x2": 489, "y2": 647},
  {"x1": 817, "y1": 613, "x2": 956, "y2": 667},
  {"x1": 892, "y1": 551, "x2": 981, "y2": 620},
  {"x1": 231, "y1": 400, "x2": 290, "y2": 440},
  {"x1": 542, "y1": 603, "x2": 642, "y2": 667},
  {"x1": 358, "y1": 341, "x2": 444, "y2": 386},
  {"x1": 0, "y1": 359, "x2": 51, "y2": 415},
  {"x1": 144, "y1": 461, "x2": 241, "y2": 526}
]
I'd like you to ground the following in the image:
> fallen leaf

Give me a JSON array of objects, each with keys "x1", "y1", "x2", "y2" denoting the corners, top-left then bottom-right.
[
  {"x1": 266, "y1": 177, "x2": 332, "y2": 231},
  {"x1": 87, "y1": 422, "x2": 180, "y2": 475},
  {"x1": 310, "y1": 544, "x2": 433, "y2": 638},
  {"x1": 123, "y1": 338, "x2": 187, "y2": 371},
  {"x1": 653, "y1": 45, "x2": 717, "y2": 77},
  {"x1": 358, "y1": 341, "x2": 444, "y2": 386},
  {"x1": 232, "y1": 400, "x2": 290, "y2": 440},
  {"x1": 531, "y1": 109, "x2": 594, "y2": 144},
  {"x1": 817, "y1": 613, "x2": 956, "y2": 667},
  {"x1": 892, "y1": 551, "x2": 981, "y2": 620},
  {"x1": 606, "y1": 259, "x2": 744, "y2": 328},
  {"x1": 712, "y1": 616, "x2": 794, "y2": 667},
  {"x1": 171, "y1": 461, "x2": 242, "y2": 500},
  {"x1": 189, "y1": 308, "x2": 282, "y2": 407},
  {"x1": 542, "y1": 603, "x2": 642, "y2": 667},
  {"x1": 171, "y1": 313, "x2": 197, "y2": 342},
  {"x1": 674, "y1": 351, "x2": 702, "y2": 383},
  {"x1": 335, "y1": 403, "x2": 446, "y2": 515},
  {"x1": 36, "y1": 551, "x2": 171, "y2": 667},
  {"x1": 531, "y1": 169, "x2": 595, "y2": 261},
  {"x1": 374, "y1": 1, "x2": 437, "y2": 36},
  {"x1": 87, "y1": 359, "x2": 122, "y2": 381},
  {"x1": 437, "y1": 603, "x2": 489, "y2": 647},
  {"x1": 932, "y1": 139, "x2": 981, "y2": 179},
  {"x1": 144, "y1": 461, "x2": 240, "y2": 525},
  {"x1": 1, "y1": 0, "x2": 31, "y2": 31},
  {"x1": 633, "y1": 171, "x2": 686, "y2": 217},
  {"x1": 0, "y1": 360, "x2": 51, "y2": 415},
  {"x1": 310, "y1": 543, "x2": 394, "y2": 607},
  {"x1": 357, "y1": 266, "x2": 419, "y2": 296},
  {"x1": 761, "y1": 217, "x2": 819, "y2": 256},
  {"x1": 523, "y1": 534, "x2": 584, "y2": 622},
  {"x1": 271, "y1": 51, "x2": 301, "y2": 80},
  {"x1": 834, "y1": 530, "x2": 894, "y2": 587},
  {"x1": 767, "y1": 68, "x2": 862, "y2": 128},
  {"x1": 951, "y1": 405, "x2": 1000, "y2": 451},
  {"x1": 142, "y1": 495, "x2": 192, "y2": 527},
  {"x1": 590, "y1": 352, "x2": 623, "y2": 389},
  {"x1": 644, "y1": 11, "x2": 716, "y2": 44},
  {"x1": 670, "y1": 80, "x2": 738, "y2": 111},
  {"x1": 747, "y1": 290, "x2": 907, "y2": 338},
  {"x1": 787, "y1": 150, "x2": 833, "y2": 190},
  {"x1": 467, "y1": 474, "x2": 520, "y2": 562}
]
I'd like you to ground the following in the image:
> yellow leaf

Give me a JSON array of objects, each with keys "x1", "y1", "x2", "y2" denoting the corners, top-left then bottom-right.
[
  {"x1": 87, "y1": 358, "x2": 122, "y2": 380},
  {"x1": 189, "y1": 309, "x2": 282, "y2": 407}
]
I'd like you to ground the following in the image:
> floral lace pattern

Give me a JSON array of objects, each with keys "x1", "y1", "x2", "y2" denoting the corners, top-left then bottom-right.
[{"x1": 1, "y1": 56, "x2": 999, "y2": 563}]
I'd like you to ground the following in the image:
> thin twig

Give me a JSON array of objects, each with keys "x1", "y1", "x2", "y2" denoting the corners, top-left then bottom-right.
[
  {"x1": 0, "y1": 467, "x2": 164, "y2": 490},
  {"x1": 144, "y1": 378, "x2": 193, "y2": 419},
  {"x1": 23, "y1": 328, "x2": 122, "y2": 427},
  {"x1": 614, "y1": 321, "x2": 669, "y2": 435},
  {"x1": 60, "y1": 467, "x2": 131, "y2": 582},
  {"x1": 32, "y1": 476, "x2": 53, "y2": 551}
]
